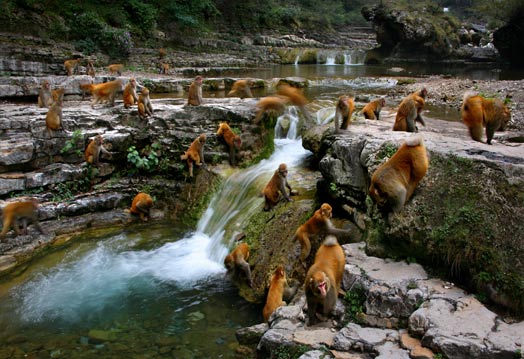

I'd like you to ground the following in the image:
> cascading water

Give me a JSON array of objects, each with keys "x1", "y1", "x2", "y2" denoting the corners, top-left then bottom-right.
[{"x1": 0, "y1": 107, "x2": 309, "y2": 357}]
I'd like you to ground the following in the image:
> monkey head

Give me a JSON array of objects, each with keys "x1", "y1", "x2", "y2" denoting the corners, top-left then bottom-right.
[
  {"x1": 42, "y1": 80, "x2": 50, "y2": 89},
  {"x1": 141, "y1": 87, "x2": 150, "y2": 96},
  {"x1": 273, "y1": 265, "x2": 285, "y2": 279},
  {"x1": 224, "y1": 254, "x2": 234, "y2": 270},
  {"x1": 379, "y1": 98, "x2": 386, "y2": 106},
  {"x1": 320, "y1": 203, "x2": 332, "y2": 219},
  {"x1": 94, "y1": 135, "x2": 104, "y2": 145},
  {"x1": 278, "y1": 163, "x2": 288, "y2": 177},
  {"x1": 308, "y1": 271, "x2": 329, "y2": 298},
  {"x1": 198, "y1": 134, "x2": 206, "y2": 144},
  {"x1": 195, "y1": 76, "x2": 203, "y2": 85}
]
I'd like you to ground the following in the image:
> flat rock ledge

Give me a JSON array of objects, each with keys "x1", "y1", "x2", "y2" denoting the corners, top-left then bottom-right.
[{"x1": 236, "y1": 243, "x2": 524, "y2": 359}]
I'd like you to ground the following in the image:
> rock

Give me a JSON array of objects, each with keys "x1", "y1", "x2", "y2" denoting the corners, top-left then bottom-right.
[
  {"x1": 298, "y1": 350, "x2": 335, "y2": 358},
  {"x1": 332, "y1": 323, "x2": 398, "y2": 352},
  {"x1": 236, "y1": 323, "x2": 269, "y2": 345},
  {"x1": 88, "y1": 329, "x2": 118, "y2": 343}
]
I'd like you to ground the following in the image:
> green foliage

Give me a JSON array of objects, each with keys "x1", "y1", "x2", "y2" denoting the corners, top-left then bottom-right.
[
  {"x1": 126, "y1": 142, "x2": 170, "y2": 175},
  {"x1": 51, "y1": 166, "x2": 94, "y2": 202},
  {"x1": 377, "y1": 142, "x2": 398, "y2": 160},
  {"x1": 60, "y1": 130, "x2": 84, "y2": 157},
  {"x1": 274, "y1": 345, "x2": 311, "y2": 359},
  {"x1": 329, "y1": 182, "x2": 338, "y2": 193},
  {"x1": 343, "y1": 284, "x2": 366, "y2": 324}
]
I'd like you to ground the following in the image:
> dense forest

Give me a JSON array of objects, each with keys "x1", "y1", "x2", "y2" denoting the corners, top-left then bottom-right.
[{"x1": 0, "y1": 0, "x2": 522, "y2": 58}]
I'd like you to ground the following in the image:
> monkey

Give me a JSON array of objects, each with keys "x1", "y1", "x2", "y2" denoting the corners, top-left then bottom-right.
[
  {"x1": 262, "y1": 163, "x2": 298, "y2": 211},
  {"x1": 461, "y1": 92, "x2": 511, "y2": 145},
  {"x1": 123, "y1": 78, "x2": 138, "y2": 108},
  {"x1": 187, "y1": 76, "x2": 203, "y2": 106},
  {"x1": 180, "y1": 134, "x2": 206, "y2": 177},
  {"x1": 86, "y1": 60, "x2": 96, "y2": 77},
  {"x1": 224, "y1": 242, "x2": 253, "y2": 288},
  {"x1": 361, "y1": 98, "x2": 386, "y2": 120},
  {"x1": 84, "y1": 135, "x2": 113, "y2": 166},
  {"x1": 159, "y1": 48, "x2": 167, "y2": 59},
  {"x1": 159, "y1": 62, "x2": 170, "y2": 75},
  {"x1": 276, "y1": 83, "x2": 313, "y2": 123},
  {"x1": 305, "y1": 235, "x2": 345, "y2": 326},
  {"x1": 368, "y1": 135, "x2": 429, "y2": 219},
  {"x1": 254, "y1": 96, "x2": 288, "y2": 124},
  {"x1": 108, "y1": 64, "x2": 124, "y2": 76},
  {"x1": 334, "y1": 95, "x2": 355, "y2": 132},
  {"x1": 227, "y1": 79, "x2": 254, "y2": 99},
  {"x1": 293, "y1": 203, "x2": 350, "y2": 261},
  {"x1": 393, "y1": 97, "x2": 423, "y2": 132},
  {"x1": 38, "y1": 80, "x2": 53, "y2": 108},
  {"x1": 64, "y1": 59, "x2": 79, "y2": 76},
  {"x1": 262, "y1": 265, "x2": 288, "y2": 322},
  {"x1": 45, "y1": 88, "x2": 65, "y2": 137},
  {"x1": 1, "y1": 199, "x2": 44, "y2": 240},
  {"x1": 137, "y1": 87, "x2": 154, "y2": 119},
  {"x1": 80, "y1": 79, "x2": 123, "y2": 107},
  {"x1": 129, "y1": 192, "x2": 154, "y2": 222},
  {"x1": 409, "y1": 87, "x2": 427, "y2": 126},
  {"x1": 216, "y1": 122, "x2": 241, "y2": 166}
]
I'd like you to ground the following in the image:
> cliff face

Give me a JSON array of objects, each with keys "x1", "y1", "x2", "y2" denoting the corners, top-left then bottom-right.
[{"x1": 303, "y1": 110, "x2": 524, "y2": 311}]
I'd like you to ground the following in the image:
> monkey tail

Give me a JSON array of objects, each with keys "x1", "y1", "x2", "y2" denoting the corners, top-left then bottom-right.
[
  {"x1": 405, "y1": 134, "x2": 424, "y2": 147},
  {"x1": 323, "y1": 235, "x2": 339, "y2": 246},
  {"x1": 462, "y1": 90, "x2": 478, "y2": 104}
]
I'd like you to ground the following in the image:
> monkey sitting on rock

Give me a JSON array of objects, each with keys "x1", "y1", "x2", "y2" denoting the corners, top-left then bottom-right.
[{"x1": 262, "y1": 163, "x2": 298, "y2": 211}]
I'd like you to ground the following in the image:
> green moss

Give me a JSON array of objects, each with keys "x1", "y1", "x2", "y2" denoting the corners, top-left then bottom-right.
[
  {"x1": 178, "y1": 175, "x2": 223, "y2": 227},
  {"x1": 242, "y1": 129, "x2": 275, "y2": 168}
]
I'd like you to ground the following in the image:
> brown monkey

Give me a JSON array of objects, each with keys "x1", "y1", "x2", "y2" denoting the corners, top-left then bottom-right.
[
  {"x1": 1, "y1": 199, "x2": 44, "y2": 240},
  {"x1": 305, "y1": 235, "x2": 345, "y2": 325},
  {"x1": 81, "y1": 79, "x2": 123, "y2": 107},
  {"x1": 159, "y1": 62, "x2": 170, "y2": 75},
  {"x1": 180, "y1": 134, "x2": 206, "y2": 177},
  {"x1": 86, "y1": 60, "x2": 96, "y2": 77},
  {"x1": 187, "y1": 76, "x2": 203, "y2": 106},
  {"x1": 64, "y1": 59, "x2": 79, "y2": 76},
  {"x1": 254, "y1": 96, "x2": 288, "y2": 124},
  {"x1": 84, "y1": 135, "x2": 113, "y2": 166},
  {"x1": 158, "y1": 48, "x2": 167, "y2": 59},
  {"x1": 108, "y1": 63, "x2": 124, "y2": 76},
  {"x1": 227, "y1": 79, "x2": 254, "y2": 99},
  {"x1": 262, "y1": 163, "x2": 297, "y2": 211},
  {"x1": 277, "y1": 83, "x2": 313, "y2": 123},
  {"x1": 334, "y1": 95, "x2": 355, "y2": 132},
  {"x1": 137, "y1": 87, "x2": 153, "y2": 119},
  {"x1": 45, "y1": 88, "x2": 65, "y2": 137},
  {"x1": 123, "y1": 78, "x2": 138, "y2": 108},
  {"x1": 224, "y1": 242, "x2": 253, "y2": 287},
  {"x1": 362, "y1": 98, "x2": 386, "y2": 120},
  {"x1": 263, "y1": 265, "x2": 288, "y2": 322},
  {"x1": 369, "y1": 135, "x2": 429, "y2": 218},
  {"x1": 461, "y1": 92, "x2": 511, "y2": 145},
  {"x1": 38, "y1": 80, "x2": 53, "y2": 108},
  {"x1": 409, "y1": 87, "x2": 427, "y2": 126},
  {"x1": 129, "y1": 192, "x2": 154, "y2": 222},
  {"x1": 393, "y1": 97, "x2": 423, "y2": 132},
  {"x1": 293, "y1": 203, "x2": 350, "y2": 261},
  {"x1": 216, "y1": 122, "x2": 241, "y2": 166}
]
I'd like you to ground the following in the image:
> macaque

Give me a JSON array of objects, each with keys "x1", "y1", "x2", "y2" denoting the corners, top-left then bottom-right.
[
  {"x1": 369, "y1": 135, "x2": 429, "y2": 218},
  {"x1": 216, "y1": 122, "x2": 241, "y2": 166},
  {"x1": 108, "y1": 63, "x2": 124, "y2": 76},
  {"x1": 187, "y1": 76, "x2": 203, "y2": 106},
  {"x1": 80, "y1": 79, "x2": 123, "y2": 107},
  {"x1": 159, "y1": 48, "x2": 166, "y2": 59},
  {"x1": 1, "y1": 199, "x2": 44, "y2": 240},
  {"x1": 277, "y1": 83, "x2": 313, "y2": 123},
  {"x1": 160, "y1": 62, "x2": 170, "y2": 75},
  {"x1": 224, "y1": 242, "x2": 253, "y2": 287},
  {"x1": 262, "y1": 163, "x2": 298, "y2": 211},
  {"x1": 293, "y1": 203, "x2": 350, "y2": 261},
  {"x1": 64, "y1": 59, "x2": 79, "y2": 76},
  {"x1": 393, "y1": 97, "x2": 423, "y2": 132},
  {"x1": 86, "y1": 60, "x2": 96, "y2": 77},
  {"x1": 137, "y1": 87, "x2": 153, "y2": 119},
  {"x1": 410, "y1": 87, "x2": 427, "y2": 126},
  {"x1": 461, "y1": 91, "x2": 511, "y2": 145},
  {"x1": 254, "y1": 96, "x2": 288, "y2": 124},
  {"x1": 84, "y1": 134, "x2": 113, "y2": 166},
  {"x1": 305, "y1": 235, "x2": 345, "y2": 326},
  {"x1": 362, "y1": 98, "x2": 386, "y2": 120},
  {"x1": 263, "y1": 265, "x2": 288, "y2": 322},
  {"x1": 123, "y1": 78, "x2": 138, "y2": 108},
  {"x1": 129, "y1": 192, "x2": 154, "y2": 222},
  {"x1": 45, "y1": 88, "x2": 65, "y2": 137},
  {"x1": 38, "y1": 80, "x2": 53, "y2": 108},
  {"x1": 180, "y1": 134, "x2": 206, "y2": 177},
  {"x1": 227, "y1": 79, "x2": 254, "y2": 99},
  {"x1": 334, "y1": 95, "x2": 355, "y2": 132}
]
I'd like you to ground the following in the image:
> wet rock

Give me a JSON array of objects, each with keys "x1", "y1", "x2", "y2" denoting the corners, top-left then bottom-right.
[
  {"x1": 236, "y1": 323, "x2": 269, "y2": 345},
  {"x1": 298, "y1": 350, "x2": 335, "y2": 359},
  {"x1": 88, "y1": 329, "x2": 119, "y2": 343}
]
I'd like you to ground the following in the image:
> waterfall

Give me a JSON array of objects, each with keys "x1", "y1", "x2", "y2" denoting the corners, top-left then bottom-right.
[
  {"x1": 294, "y1": 55, "x2": 300, "y2": 65},
  {"x1": 325, "y1": 56, "x2": 335, "y2": 65},
  {"x1": 6, "y1": 109, "x2": 309, "y2": 324}
]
